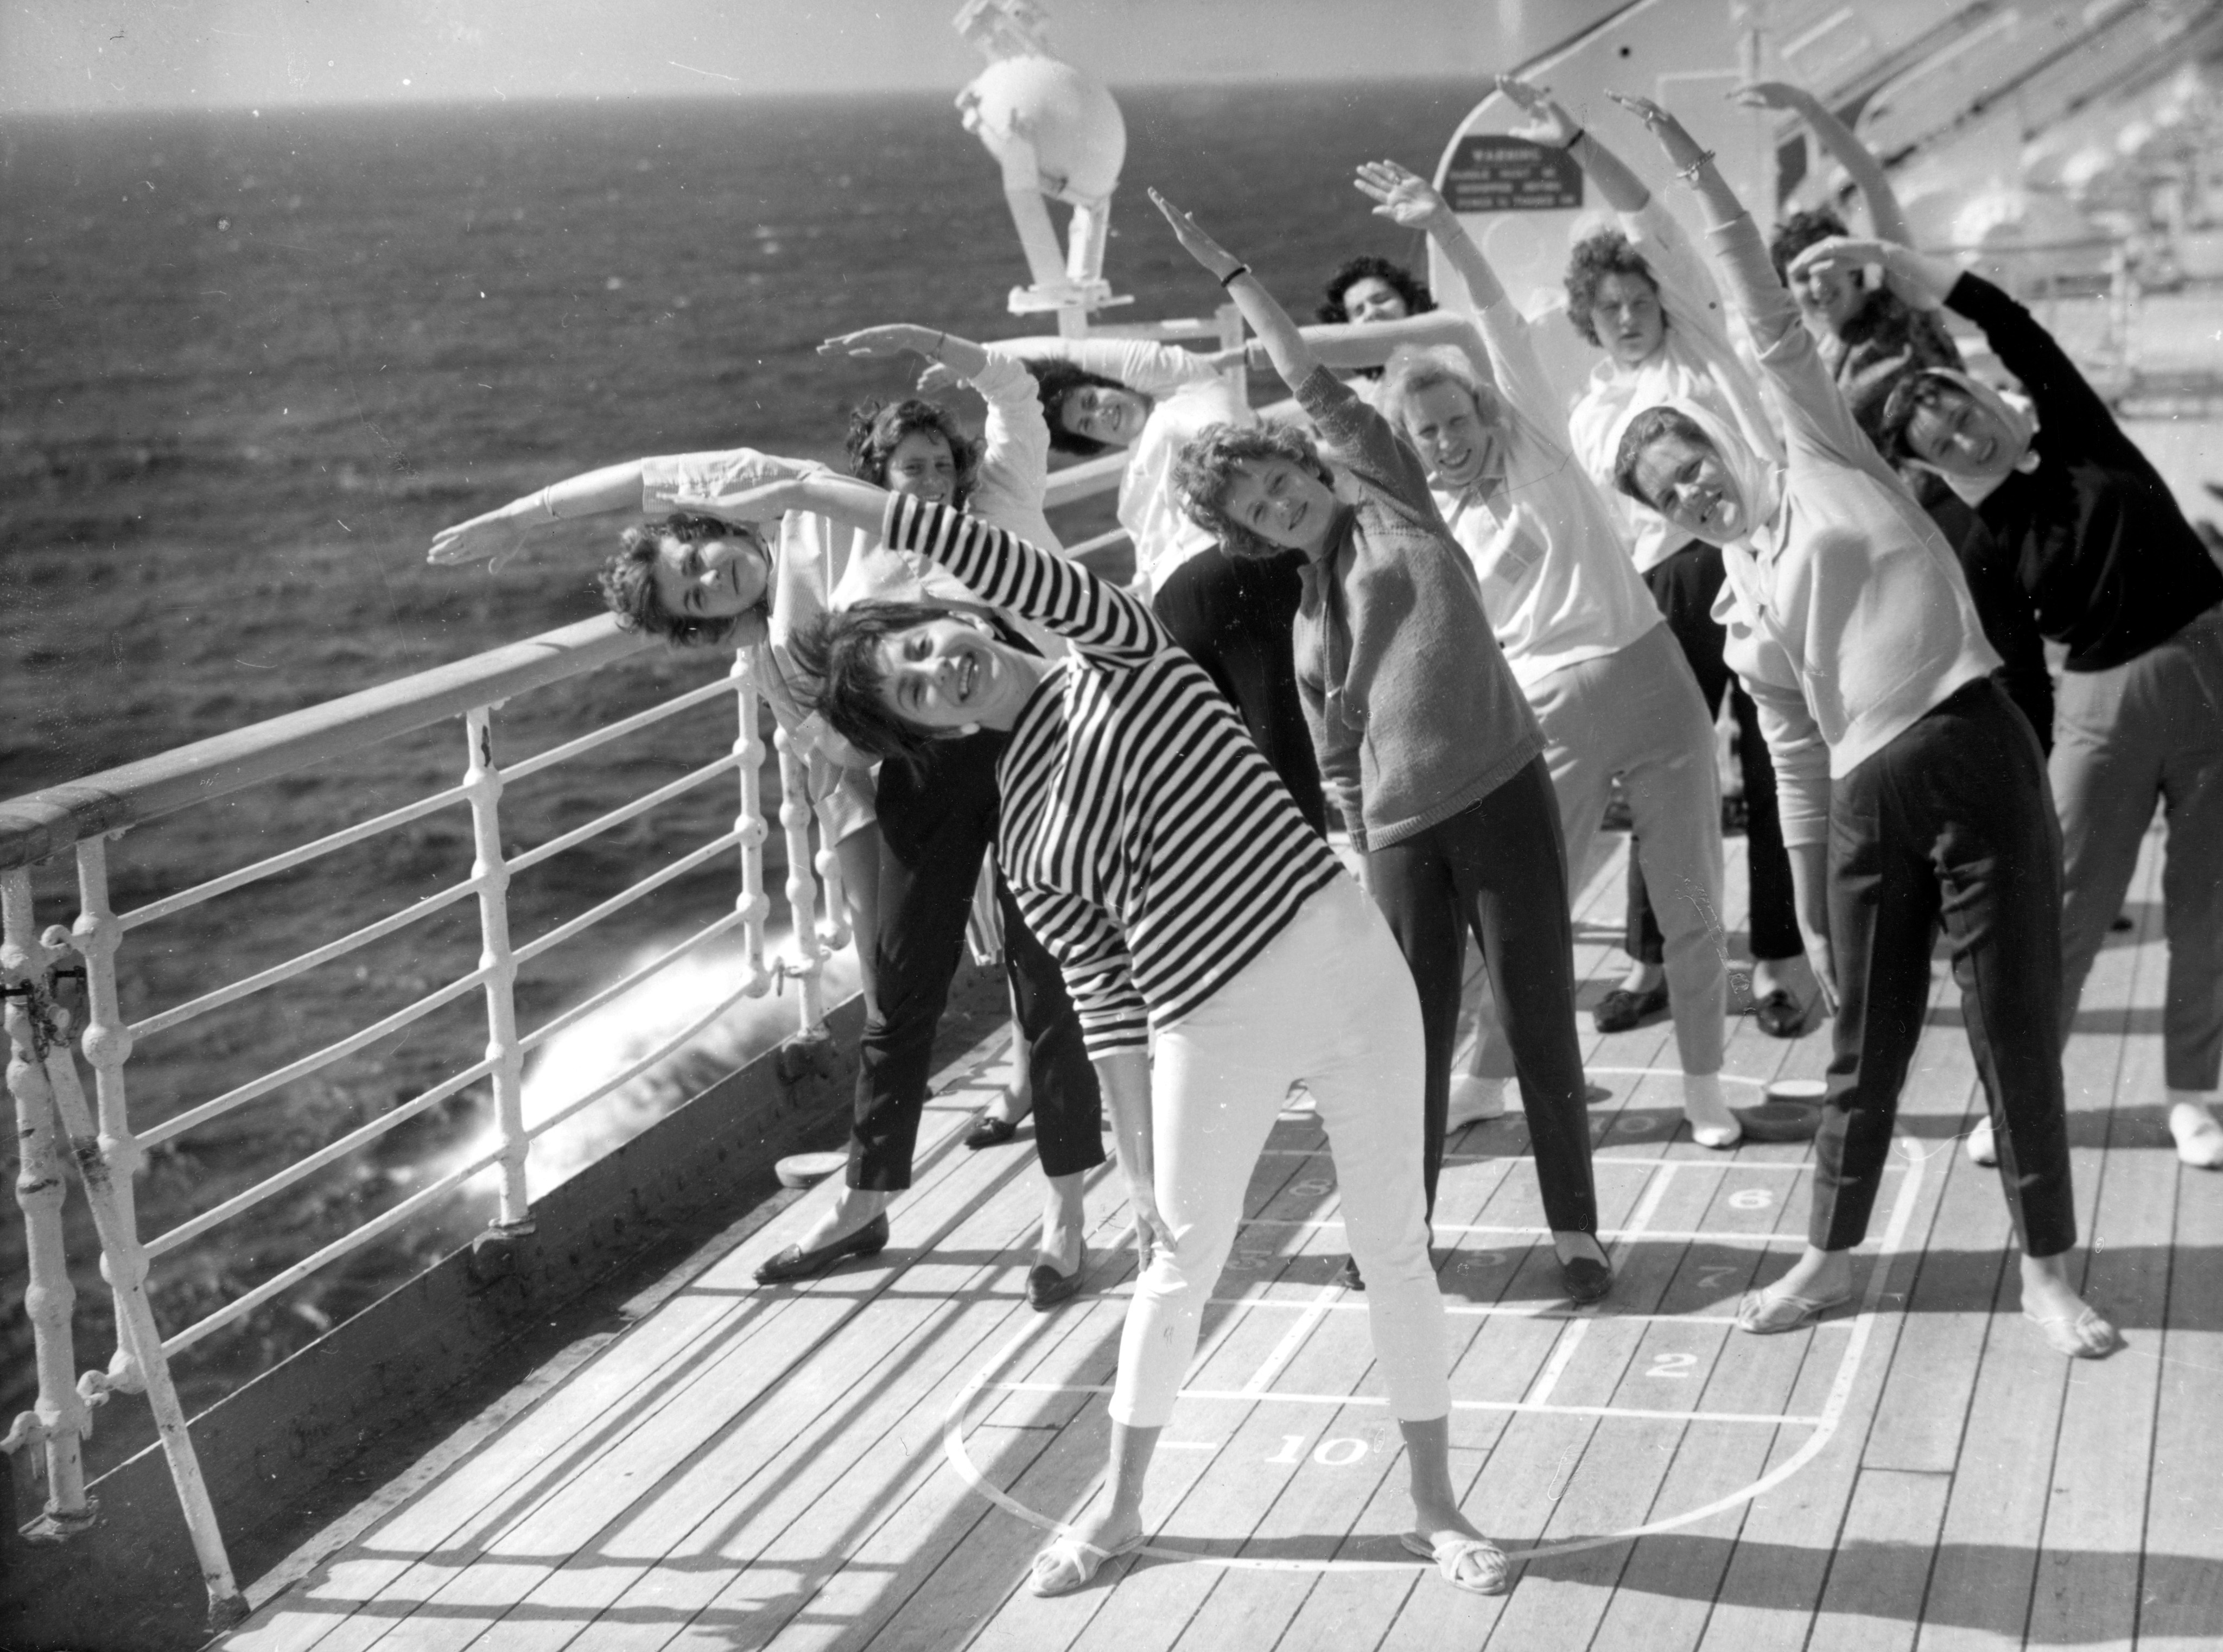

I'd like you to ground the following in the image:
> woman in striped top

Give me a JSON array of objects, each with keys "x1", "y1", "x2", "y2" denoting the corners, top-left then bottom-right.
[{"x1": 670, "y1": 474, "x2": 1510, "y2": 1598}]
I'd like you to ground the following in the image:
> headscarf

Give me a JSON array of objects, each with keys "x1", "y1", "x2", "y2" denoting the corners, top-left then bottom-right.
[
  {"x1": 1902, "y1": 367, "x2": 2040, "y2": 509},
  {"x1": 1604, "y1": 392, "x2": 1785, "y2": 560}
]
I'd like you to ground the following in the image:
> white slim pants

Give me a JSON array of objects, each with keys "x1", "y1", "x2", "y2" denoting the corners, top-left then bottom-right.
[{"x1": 1110, "y1": 875, "x2": 1450, "y2": 1428}]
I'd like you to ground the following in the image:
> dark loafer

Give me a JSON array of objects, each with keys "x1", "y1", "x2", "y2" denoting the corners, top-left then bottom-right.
[
  {"x1": 1560, "y1": 1254, "x2": 1613, "y2": 1305},
  {"x1": 754, "y1": 1211, "x2": 890, "y2": 1285},
  {"x1": 1026, "y1": 1255, "x2": 1087, "y2": 1310},
  {"x1": 1593, "y1": 981, "x2": 1669, "y2": 1033},
  {"x1": 1339, "y1": 1255, "x2": 1367, "y2": 1291},
  {"x1": 963, "y1": 1113, "x2": 1020, "y2": 1151},
  {"x1": 1752, "y1": 988, "x2": 1815, "y2": 1039}
]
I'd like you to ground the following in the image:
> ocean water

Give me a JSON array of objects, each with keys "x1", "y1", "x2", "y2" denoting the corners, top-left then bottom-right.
[{"x1": 0, "y1": 81, "x2": 1483, "y2": 1451}]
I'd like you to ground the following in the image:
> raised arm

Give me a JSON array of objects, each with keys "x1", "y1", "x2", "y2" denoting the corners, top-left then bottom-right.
[
  {"x1": 1618, "y1": 93, "x2": 1865, "y2": 463},
  {"x1": 1148, "y1": 187, "x2": 1324, "y2": 392},
  {"x1": 1735, "y1": 81, "x2": 1911, "y2": 246},
  {"x1": 818, "y1": 322, "x2": 993, "y2": 385},
  {"x1": 426, "y1": 450, "x2": 819, "y2": 569},
  {"x1": 1497, "y1": 74, "x2": 1649, "y2": 213},
  {"x1": 669, "y1": 474, "x2": 1162, "y2": 662},
  {"x1": 994, "y1": 331, "x2": 1217, "y2": 401}
]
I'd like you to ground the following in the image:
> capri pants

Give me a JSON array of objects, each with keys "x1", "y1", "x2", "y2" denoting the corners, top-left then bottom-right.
[{"x1": 1113, "y1": 874, "x2": 1449, "y2": 1428}]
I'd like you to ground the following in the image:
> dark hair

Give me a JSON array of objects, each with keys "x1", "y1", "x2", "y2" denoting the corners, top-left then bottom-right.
[
  {"x1": 1172, "y1": 421, "x2": 1337, "y2": 561},
  {"x1": 596, "y1": 512, "x2": 764, "y2": 649},
  {"x1": 1873, "y1": 368, "x2": 1969, "y2": 465},
  {"x1": 1563, "y1": 231, "x2": 1661, "y2": 348},
  {"x1": 1030, "y1": 358, "x2": 1128, "y2": 457},
  {"x1": 787, "y1": 599, "x2": 967, "y2": 764},
  {"x1": 1611, "y1": 406, "x2": 1715, "y2": 507},
  {"x1": 844, "y1": 397, "x2": 983, "y2": 504},
  {"x1": 1317, "y1": 254, "x2": 1434, "y2": 325},
  {"x1": 1769, "y1": 207, "x2": 1849, "y2": 284}
]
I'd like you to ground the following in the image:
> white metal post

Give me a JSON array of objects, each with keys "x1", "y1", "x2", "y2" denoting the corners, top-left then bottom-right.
[
  {"x1": 1, "y1": 869, "x2": 93, "y2": 1537},
  {"x1": 774, "y1": 726, "x2": 828, "y2": 1038},
  {"x1": 731, "y1": 652, "x2": 773, "y2": 997},
  {"x1": 72, "y1": 837, "x2": 151, "y2": 1403},
  {"x1": 463, "y1": 708, "x2": 532, "y2": 1230}
]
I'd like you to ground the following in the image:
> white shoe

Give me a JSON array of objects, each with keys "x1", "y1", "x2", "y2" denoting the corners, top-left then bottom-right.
[
  {"x1": 1965, "y1": 1116, "x2": 1998, "y2": 1167},
  {"x1": 2169, "y1": 1100, "x2": 2223, "y2": 1168},
  {"x1": 1447, "y1": 1075, "x2": 1508, "y2": 1129}
]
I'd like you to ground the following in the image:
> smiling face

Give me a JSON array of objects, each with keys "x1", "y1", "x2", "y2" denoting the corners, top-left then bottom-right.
[
  {"x1": 872, "y1": 612, "x2": 1031, "y2": 734},
  {"x1": 882, "y1": 428, "x2": 959, "y2": 504},
  {"x1": 1398, "y1": 378, "x2": 1504, "y2": 493},
  {"x1": 1792, "y1": 258, "x2": 1863, "y2": 335},
  {"x1": 647, "y1": 528, "x2": 770, "y2": 624},
  {"x1": 1218, "y1": 456, "x2": 1341, "y2": 555},
  {"x1": 1903, "y1": 386, "x2": 2021, "y2": 480},
  {"x1": 1590, "y1": 270, "x2": 1666, "y2": 367},
  {"x1": 1339, "y1": 275, "x2": 1412, "y2": 325},
  {"x1": 1629, "y1": 431, "x2": 1746, "y2": 545},
  {"x1": 1058, "y1": 384, "x2": 1153, "y2": 449}
]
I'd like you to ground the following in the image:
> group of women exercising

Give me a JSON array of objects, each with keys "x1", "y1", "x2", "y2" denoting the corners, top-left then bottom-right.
[{"x1": 428, "y1": 78, "x2": 2223, "y2": 1599}]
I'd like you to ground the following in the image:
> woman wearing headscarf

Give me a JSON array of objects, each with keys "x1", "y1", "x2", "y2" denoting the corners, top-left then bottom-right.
[{"x1": 1614, "y1": 95, "x2": 2118, "y2": 1358}]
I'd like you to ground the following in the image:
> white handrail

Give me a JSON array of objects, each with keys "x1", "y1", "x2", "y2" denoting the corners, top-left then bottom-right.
[{"x1": 0, "y1": 430, "x2": 1140, "y2": 1628}]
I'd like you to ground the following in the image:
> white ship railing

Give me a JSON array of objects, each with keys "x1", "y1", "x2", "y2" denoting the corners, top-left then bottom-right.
[{"x1": 0, "y1": 307, "x2": 1236, "y2": 1629}]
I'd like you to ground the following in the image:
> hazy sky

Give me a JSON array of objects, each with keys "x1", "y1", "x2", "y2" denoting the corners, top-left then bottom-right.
[{"x1": 0, "y1": 1, "x2": 1604, "y2": 112}]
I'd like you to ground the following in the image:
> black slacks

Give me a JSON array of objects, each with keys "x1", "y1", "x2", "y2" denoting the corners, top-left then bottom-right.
[
  {"x1": 1152, "y1": 545, "x2": 1328, "y2": 837},
  {"x1": 1365, "y1": 757, "x2": 1598, "y2": 1234},
  {"x1": 1812, "y1": 679, "x2": 2076, "y2": 1256},
  {"x1": 848, "y1": 730, "x2": 1102, "y2": 1190}
]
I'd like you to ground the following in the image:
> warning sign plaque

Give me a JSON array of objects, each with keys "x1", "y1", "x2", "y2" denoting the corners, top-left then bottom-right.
[{"x1": 1444, "y1": 136, "x2": 1585, "y2": 213}]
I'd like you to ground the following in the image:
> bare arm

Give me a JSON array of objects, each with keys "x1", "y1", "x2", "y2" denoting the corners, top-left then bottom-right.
[
  {"x1": 1496, "y1": 74, "x2": 1648, "y2": 213},
  {"x1": 426, "y1": 460, "x2": 647, "y2": 568},
  {"x1": 1352, "y1": 158, "x2": 1506, "y2": 312},
  {"x1": 1736, "y1": 80, "x2": 1910, "y2": 246},
  {"x1": 1147, "y1": 187, "x2": 1322, "y2": 390}
]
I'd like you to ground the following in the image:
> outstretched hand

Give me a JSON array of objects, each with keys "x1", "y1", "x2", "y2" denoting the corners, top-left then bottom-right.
[
  {"x1": 1353, "y1": 159, "x2": 1451, "y2": 230},
  {"x1": 819, "y1": 324, "x2": 935, "y2": 362},
  {"x1": 1609, "y1": 91, "x2": 1710, "y2": 170},
  {"x1": 914, "y1": 361, "x2": 963, "y2": 395},
  {"x1": 1730, "y1": 80, "x2": 1814, "y2": 113},
  {"x1": 1148, "y1": 187, "x2": 1246, "y2": 282},
  {"x1": 428, "y1": 509, "x2": 536, "y2": 571},
  {"x1": 1496, "y1": 75, "x2": 1579, "y2": 147},
  {"x1": 1787, "y1": 237, "x2": 1888, "y2": 283}
]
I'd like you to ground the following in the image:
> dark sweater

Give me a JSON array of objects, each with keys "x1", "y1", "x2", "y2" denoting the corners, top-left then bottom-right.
[{"x1": 1947, "y1": 274, "x2": 2223, "y2": 671}]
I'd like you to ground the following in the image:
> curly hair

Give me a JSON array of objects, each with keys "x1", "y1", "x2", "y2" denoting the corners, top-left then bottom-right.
[
  {"x1": 1030, "y1": 358, "x2": 1128, "y2": 458},
  {"x1": 1563, "y1": 231, "x2": 1661, "y2": 348},
  {"x1": 786, "y1": 599, "x2": 968, "y2": 765},
  {"x1": 1610, "y1": 406, "x2": 1715, "y2": 507},
  {"x1": 843, "y1": 397, "x2": 982, "y2": 504},
  {"x1": 1872, "y1": 368, "x2": 1967, "y2": 466},
  {"x1": 1172, "y1": 421, "x2": 1337, "y2": 562},
  {"x1": 1769, "y1": 207, "x2": 1849, "y2": 284},
  {"x1": 595, "y1": 512, "x2": 764, "y2": 650},
  {"x1": 1317, "y1": 254, "x2": 1434, "y2": 325}
]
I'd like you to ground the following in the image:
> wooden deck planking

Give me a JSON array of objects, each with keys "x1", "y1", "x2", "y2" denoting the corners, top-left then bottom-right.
[{"x1": 214, "y1": 828, "x2": 2220, "y2": 1652}]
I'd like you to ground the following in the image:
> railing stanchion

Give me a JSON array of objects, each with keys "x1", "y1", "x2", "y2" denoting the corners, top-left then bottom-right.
[
  {"x1": 464, "y1": 708, "x2": 532, "y2": 1230},
  {"x1": 774, "y1": 727, "x2": 828, "y2": 1039},
  {"x1": 8, "y1": 859, "x2": 246, "y2": 1626},
  {"x1": 732, "y1": 653, "x2": 773, "y2": 998},
  {"x1": 2, "y1": 869, "x2": 94, "y2": 1539},
  {"x1": 73, "y1": 836, "x2": 153, "y2": 1407}
]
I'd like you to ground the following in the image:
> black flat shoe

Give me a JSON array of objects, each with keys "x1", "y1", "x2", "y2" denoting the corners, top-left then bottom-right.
[
  {"x1": 963, "y1": 1113, "x2": 1020, "y2": 1150},
  {"x1": 1752, "y1": 988, "x2": 1815, "y2": 1039},
  {"x1": 1560, "y1": 1254, "x2": 1613, "y2": 1305},
  {"x1": 1593, "y1": 981, "x2": 1669, "y2": 1033},
  {"x1": 1340, "y1": 1255, "x2": 1366, "y2": 1291},
  {"x1": 1026, "y1": 1255, "x2": 1087, "y2": 1310},
  {"x1": 754, "y1": 1212, "x2": 890, "y2": 1284}
]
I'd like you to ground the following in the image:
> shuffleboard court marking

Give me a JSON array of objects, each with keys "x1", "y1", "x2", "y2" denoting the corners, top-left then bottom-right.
[{"x1": 941, "y1": 1132, "x2": 1933, "y2": 1574}]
